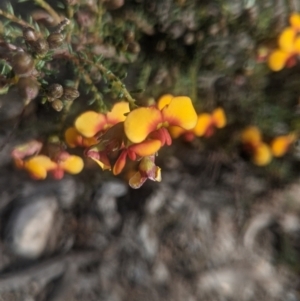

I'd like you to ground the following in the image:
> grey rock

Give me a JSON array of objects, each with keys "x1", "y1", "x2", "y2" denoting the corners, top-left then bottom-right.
[
  {"x1": 6, "y1": 195, "x2": 61, "y2": 258},
  {"x1": 100, "y1": 180, "x2": 128, "y2": 197}
]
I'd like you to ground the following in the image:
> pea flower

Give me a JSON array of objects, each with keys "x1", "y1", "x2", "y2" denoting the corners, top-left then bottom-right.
[
  {"x1": 65, "y1": 127, "x2": 98, "y2": 148},
  {"x1": 74, "y1": 101, "x2": 130, "y2": 138},
  {"x1": 169, "y1": 107, "x2": 226, "y2": 141},
  {"x1": 268, "y1": 13, "x2": 300, "y2": 71},
  {"x1": 128, "y1": 155, "x2": 161, "y2": 189},
  {"x1": 124, "y1": 94, "x2": 197, "y2": 144},
  {"x1": 15, "y1": 155, "x2": 57, "y2": 180},
  {"x1": 241, "y1": 126, "x2": 272, "y2": 166},
  {"x1": 15, "y1": 152, "x2": 84, "y2": 180},
  {"x1": 270, "y1": 133, "x2": 295, "y2": 157},
  {"x1": 12, "y1": 140, "x2": 84, "y2": 180}
]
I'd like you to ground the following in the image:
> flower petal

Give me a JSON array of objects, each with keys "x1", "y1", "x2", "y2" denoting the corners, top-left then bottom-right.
[
  {"x1": 24, "y1": 155, "x2": 57, "y2": 180},
  {"x1": 212, "y1": 107, "x2": 226, "y2": 128},
  {"x1": 278, "y1": 27, "x2": 296, "y2": 53},
  {"x1": 294, "y1": 37, "x2": 300, "y2": 53},
  {"x1": 157, "y1": 94, "x2": 174, "y2": 110},
  {"x1": 168, "y1": 126, "x2": 186, "y2": 139},
  {"x1": 129, "y1": 172, "x2": 147, "y2": 189},
  {"x1": 162, "y1": 96, "x2": 197, "y2": 130},
  {"x1": 11, "y1": 140, "x2": 43, "y2": 160},
  {"x1": 268, "y1": 50, "x2": 289, "y2": 71},
  {"x1": 75, "y1": 111, "x2": 106, "y2": 138},
  {"x1": 124, "y1": 107, "x2": 163, "y2": 143},
  {"x1": 90, "y1": 157, "x2": 111, "y2": 170},
  {"x1": 65, "y1": 127, "x2": 80, "y2": 148},
  {"x1": 193, "y1": 113, "x2": 212, "y2": 137},
  {"x1": 241, "y1": 126, "x2": 261, "y2": 147},
  {"x1": 290, "y1": 13, "x2": 300, "y2": 30},
  {"x1": 106, "y1": 101, "x2": 130, "y2": 125},
  {"x1": 252, "y1": 143, "x2": 272, "y2": 166},
  {"x1": 59, "y1": 155, "x2": 84, "y2": 174},
  {"x1": 155, "y1": 166, "x2": 162, "y2": 182},
  {"x1": 129, "y1": 139, "x2": 161, "y2": 157},
  {"x1": 113, "y1": 150, "x2": 128, "y2": 175},
  {"x1": 65, "y1": 127, "x2": 98, "y2": 148},
  {"x1": 270, "y1": 134, "x2": 295, "y2": 157},
  {"x1": 149, "y1": 128, "x2": 172, "y2": 146}
]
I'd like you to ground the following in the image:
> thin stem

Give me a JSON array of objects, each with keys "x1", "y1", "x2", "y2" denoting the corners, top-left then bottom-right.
[
  {"x1": 33, "y1": 0, "x2": 61, "y2": 24},
  {"x1": 74, "y1": 54, "x2": 136, "y2": 107},
  {"x1": 0, "y1": 9, "x2": 31, "y2": 28}
]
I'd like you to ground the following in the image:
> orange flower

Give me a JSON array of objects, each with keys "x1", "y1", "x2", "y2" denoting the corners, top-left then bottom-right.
[{"x1": 124, "y1": 95, "x2": 197, "y2": 144}]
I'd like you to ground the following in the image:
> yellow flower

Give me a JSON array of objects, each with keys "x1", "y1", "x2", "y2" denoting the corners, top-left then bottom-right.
[
  {"x1": 241, "y1": 126, "x2": 272, "y2": 166},
  {"x1": 168, "y1": 107, "x2": 227, "y2": 140},
  {"x1": 75, "y1": 101, "x2": 130, "y2": 138},
  {"x1": 268, "y1": 13, "x2": 300, "y2": 71},
  {"x1": 124, "y1": 95, "x2": 197, "y2": 144},
  {"x1": 270, "y1": 133, "x2": 295, "y2": 157}
]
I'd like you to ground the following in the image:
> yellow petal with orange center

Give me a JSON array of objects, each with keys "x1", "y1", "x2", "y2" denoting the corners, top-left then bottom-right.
[
  {"x1": 59, "y1": 155, "x2": 84, "y2": 174},
  {"x1": 252, "y1": 143, "x2": 272, "y2": 166},
  {"x1": 290, "y1": 13, "x2": 300, "y2": 30},
  {"x1": 106, "y1": 101, "x2": 130, "y2": 126},
  {"x1": 24, "y1": 155, "x2": 57, "y2": 179},
  {"x1": 278, "y1": 27, "x2": 296, "y2": 53},
  {"x1": 241, "y1": 126, "x2": 262, "y2": 146},
  {"x1": 168, "y1": 125, "x2": 186, "y2": 138},
  {"x1": 129, "y1": 139, "x2": 161, "y2": 157},
  {"x1": 212, "y1": 107, "x2": 226, "y2": 128},
  {"x1": 268, "y1": 50, "x2": 289, "y2": 71},
  {"x1": 124, "y1": 107, "x2": 163, "y2": 143},
  {"x1": 157, "y1": 94, "x2": 174, "y2": 110},
  {"x1": 193, "y1": 113, "x2": 212, "y2": 137},
  {"x1": 270, "y1": 134, "x2": 295, "y2": 157},
  {"x1": 75, "y1": 111, "x2": 106, "y2": 138},
  {"x1": 162, "y1": 96, "x2": 197, "y2": 130}
]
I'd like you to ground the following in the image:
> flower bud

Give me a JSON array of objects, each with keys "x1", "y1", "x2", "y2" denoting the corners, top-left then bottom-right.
[
  {"x1": 47, "y1": 32, "x2": 65, "y2": 49},
  {"x1": 17, "y1": 77, "x2": 40, "y2": 103},
  {"x1": 47, "y1": 83, "x2": 63, "y2": 99},
  {"x1": 12, "y1": 52, "x2": 34, "y2": 75},
  {"x1": 23, "y1": 27, "x2": 37, "y2": 42},
  {"x1": 31, "y1": 38, "x2": 49, "y2": 56},
  {"x1": 51, "y1": 99, "x2": 64, "y2": 111},
  {"x1": 62, "y1": 87, "x2": 80, "y2": 101}
]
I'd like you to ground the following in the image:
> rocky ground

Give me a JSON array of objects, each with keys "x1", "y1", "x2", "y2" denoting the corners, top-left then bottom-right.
[{"x1": 0, "y1": 138, "x2": 300, "y2": 301}]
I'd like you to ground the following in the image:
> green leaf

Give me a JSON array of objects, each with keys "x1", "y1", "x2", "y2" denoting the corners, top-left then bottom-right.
[{"x1": 6, "y1": 3, "x2": 14, "y2": 15}]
